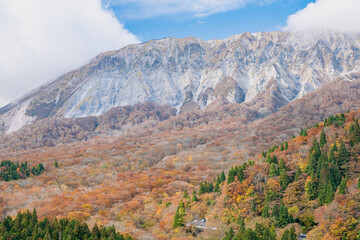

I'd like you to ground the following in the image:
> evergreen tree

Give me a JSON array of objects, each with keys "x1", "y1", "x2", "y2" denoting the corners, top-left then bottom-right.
[
  {"x1": 216, "y1": 174, "x2": 220, "y2": 185},
  {"x1": 214, "y1": 181, "x2": 220, "y2": 193},
  {"x1": 277, "y1": 204, "x2": 293, "y2": 227},
  {"x1": 262, "y1": 205, "x2": 270, "y2": 218},
  {"x1": 284, "y1": 141, "x2": 288, "y2": 150},
  {"x1": 279, "y1": 170, "x2": 290, "y2": 190},
  {"x1": 325, "y1": 181, "x2": 335, "y2": 204},
  {"x1": 269, "y1": 163, "x2": 278, "y2": 177},
  {"x1": 244, "y1": 228, "x2": 258, "y2": 240},
  {"x1": 199, "y1": 182, "x2": 205, "y2": 195},
  {"x1": 266, "y1": 153, "x2": 272, "y2": 164},
  {"x1": 307, "y1": 137, "x2": 321, "y2": 177},
  {"x1": 192, "y1": 189, "x2": 198, "y2": 202},
  {"x1": 338, "y1": 176, "x2": 348, "y2": 195},
  {"x1": 281, "y1": 229, "x2": 290, "y2": 240},
  {"x1": 237, "y1": 166, "x2": 245, "y2": 182},
  {"x1": 289, "y1": 226, "x2": 297, "y2": 240},
  {"x1": 300, "y1": 128, "x2": 308, "y2": 137},
  {"x1": 278, "y1": 158, "x2": 286, "y2": 172},
  {"x1": 32, "y1": 208, "x2": 38, "y2": 224},
  {"x1": 173, "y1": 200, "x2": 186, "y2": 229},
  {"x1": 318, "y1": 161, "x2": 330, "y2": 205},
  {"x1": 337, "y1": 140, "x2": 349, "y2": 177},
  {"x1": 220, "y1": 171, "x2": 226, "y2": 183},
  {"x1": 270, "y1": 224, "x2": 277, "y2": 240},
  {"x1": 305, "y1": 176, "x2": 318, "y2": 200},
  {"x1": 351, "y1": 120, "x2": 360, "y2": 143},
  {"x1": 291, "y1": 134, "x2": 295, "y2": 139},
  {"x1": 92, "y1": 223, "x2": 100, "y2": 239},
  {"x1": 236, "y1": 216, "x2": 245, "y2": 233},
  {"x1": 306, "y1": 153, "x2": 317, "y2": 177},
  {"x1": 227, "y1": 166, "x2": 236, "y2": 184},
  {"x1": 358, "y1": 175, "x2": 360, "y2": 189},
  {"x1": 310, "y1": 137, "x2": 321, "y2": 158},
  {"x1": 208, "y1": 182, "x2": 214, "y2": 192},
  {"x1": 223, "y1": 227, "x2": 234, "y2": 240},
  {"x1": 280, "y1": 143, "x2": 284, "y2": 151},
  {"x1": 319, "y1": 130, "x2": 327, "y2": 148},
  {"x1": 53, "y1": 161, "x2": 58, "y2": 168},
  {"x1": 272, "y1": 155, "x2": 278, "y2": 164},
  {"x1": 272, "y1": 204, "x2": 279, "y2": 218},
  {"x1": 183, "y1": 189, "x2": 189, "y2": 199},
  {"x1": 329, "y1": 150, "x2": 341, "y2": 190},
  {"x1": 294, "y1": 167, "x2": 302, "y2": 181},
  {"x1": 331, "y1": 143, "x2": 338, "y2": 152}
]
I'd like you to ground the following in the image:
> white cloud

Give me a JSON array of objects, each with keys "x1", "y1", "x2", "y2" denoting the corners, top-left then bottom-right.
[
  {"x1": 286, "y1": 0, "x2": 360, "y2": 32},
  {"x1": 0, "y1": 0, "x2": 139, "y2": 107},
  {"x1": 109, "y1": 0, "x2": 277, "y2": 19}
]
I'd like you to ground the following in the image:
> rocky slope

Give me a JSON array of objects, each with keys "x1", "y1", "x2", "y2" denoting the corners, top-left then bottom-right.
[{"x1": 0, "y1": 31, "x2": 359, "y2": 134}]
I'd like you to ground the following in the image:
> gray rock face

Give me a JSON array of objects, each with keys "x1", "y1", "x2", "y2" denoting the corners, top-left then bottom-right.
[{"x1": 1, "y1": 31, "x2": 360, "y2": 134}]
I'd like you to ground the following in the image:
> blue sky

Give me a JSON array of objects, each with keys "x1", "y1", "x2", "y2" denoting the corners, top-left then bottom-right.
[{"x1": 110, "y1": 0, "x2": 315, "y2": 42}]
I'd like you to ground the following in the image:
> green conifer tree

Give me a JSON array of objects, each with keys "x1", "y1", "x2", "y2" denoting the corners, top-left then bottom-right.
[
  {"x1": 173, "y1": 200, "x2": 186, "y2": 229},
  {"x1": 277, "y1": 204, "x2": 293, "y2": 227},
  {"x1": 272, "y1": 204, "x2": 279, "y2": 218},
  {"x1": 289, "y1": 226, "x2": 297, "y2": 240},
  {"x1": 220, "y1": 171, "x2": 226, "y2": 183},
  {"x1": 329, "y1": 150, "x2": 341, "y2": 190},
  {"x1": 236, "y1": 216, "x2": 245, "y2": 233},
  {"x1": 319, "y1": 130, "x2": 327, "y2": 148},
  {"x1": 338, "y1": 176, "x2": 348, "y2": 195},
  {"x1": 216, "y1": 174, "x2": 221, "y2": 185},
  {"x1": 183, "y1": 189, "x2": 189, "y2": 199},
  {"x1": 337, "y1": 140, "x2": 349, "y2": 177},
  {"x1": 279, "y1": 170, "x2": 290, "y2": 189},
  {"x1": 272, "y1": 155, "x2": 278, "y2": 164},
  {"x1": 227, "y1": 166, "x2": 236, "y2": 184},
  {"x1": 262, "y1": 205, "x2": 270, "y2": 218},
  {"x1": 281, "y1": 229, "x2": 290, "y2": 240},
  {"x1": 269, "y1": 163, "x2": 278, "y2": 177},
  {"x1": 325, "y1": 181, "x2": 335, "y2": 204},
  {"x1": 244, "y1": 228, "x2": 257, "y2": 240},
  {"x1": 192, "y1": 189, "x2": 198, "y2": 202},
  {"x1": 331, "y1": 143, "x2": 337, "y2": 152},
  {"x1": 214, "y1": 181, "x2": 220, "y2": 193},
  {"x1": 237, "y1": 167, "x2": 245, "y2": 182},
  {"x1": 223, "y1": 227, "x2": 234, "y2": 240},
  {"x1": 294, "y1": 167, "x2": 302, "y2": 181},
  {"x1": 351, "y1": 120, "x2": 360, "y2": 143},
  {"x1": 305, "y1": 176, "x2": 318, "y2": 200},
  {"x1": 266, "y1": 153, "x2": 272, "y2": 164},
  {"x1": 278, "y1": 158, "x2": 286, "y2": 172}
]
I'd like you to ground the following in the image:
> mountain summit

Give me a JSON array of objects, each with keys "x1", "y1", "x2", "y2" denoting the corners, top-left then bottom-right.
[{"x1": 1, "y1": 31, "x2": 359, "y2": 134}]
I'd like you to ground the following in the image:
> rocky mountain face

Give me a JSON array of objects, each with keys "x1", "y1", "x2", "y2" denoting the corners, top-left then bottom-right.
[{"x1": 0, "y1": 31, "x2": 360, "y2": 135}]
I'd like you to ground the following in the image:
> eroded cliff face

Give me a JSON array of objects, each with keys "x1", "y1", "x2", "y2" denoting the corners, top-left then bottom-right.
[{"x1": 1, "y1": 31, "x2": 359, "y2": 134}]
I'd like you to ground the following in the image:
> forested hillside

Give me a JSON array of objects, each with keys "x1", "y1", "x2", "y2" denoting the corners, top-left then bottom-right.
[
  {"x1": 168, "y1": 111, "x2": 360, "y2": 239},
  {"x1": 1, "y1": 110, "x2": 360, "y2": 239}
]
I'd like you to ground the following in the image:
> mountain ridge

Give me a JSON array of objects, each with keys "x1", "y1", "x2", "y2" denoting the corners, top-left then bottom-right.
[{"x1": 0, "y1": 31, "x2": 359, "y2": 135}]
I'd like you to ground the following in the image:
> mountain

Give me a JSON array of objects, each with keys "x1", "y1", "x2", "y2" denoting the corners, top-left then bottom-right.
[
  {"x1": 1, "y1": 31, "x2": 360, "y2": 135},
  {"x1": 1, "y1": 79, "x2": 360, "y2": 239}
]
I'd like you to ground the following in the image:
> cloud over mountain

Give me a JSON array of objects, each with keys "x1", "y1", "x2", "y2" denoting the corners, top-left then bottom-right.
[
  {"x1": 0, "y1": 0, "x2": 138, "y2": 107},
  {"x1": 286, "y1": 0, "x2": 360, "y2": 33}
]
